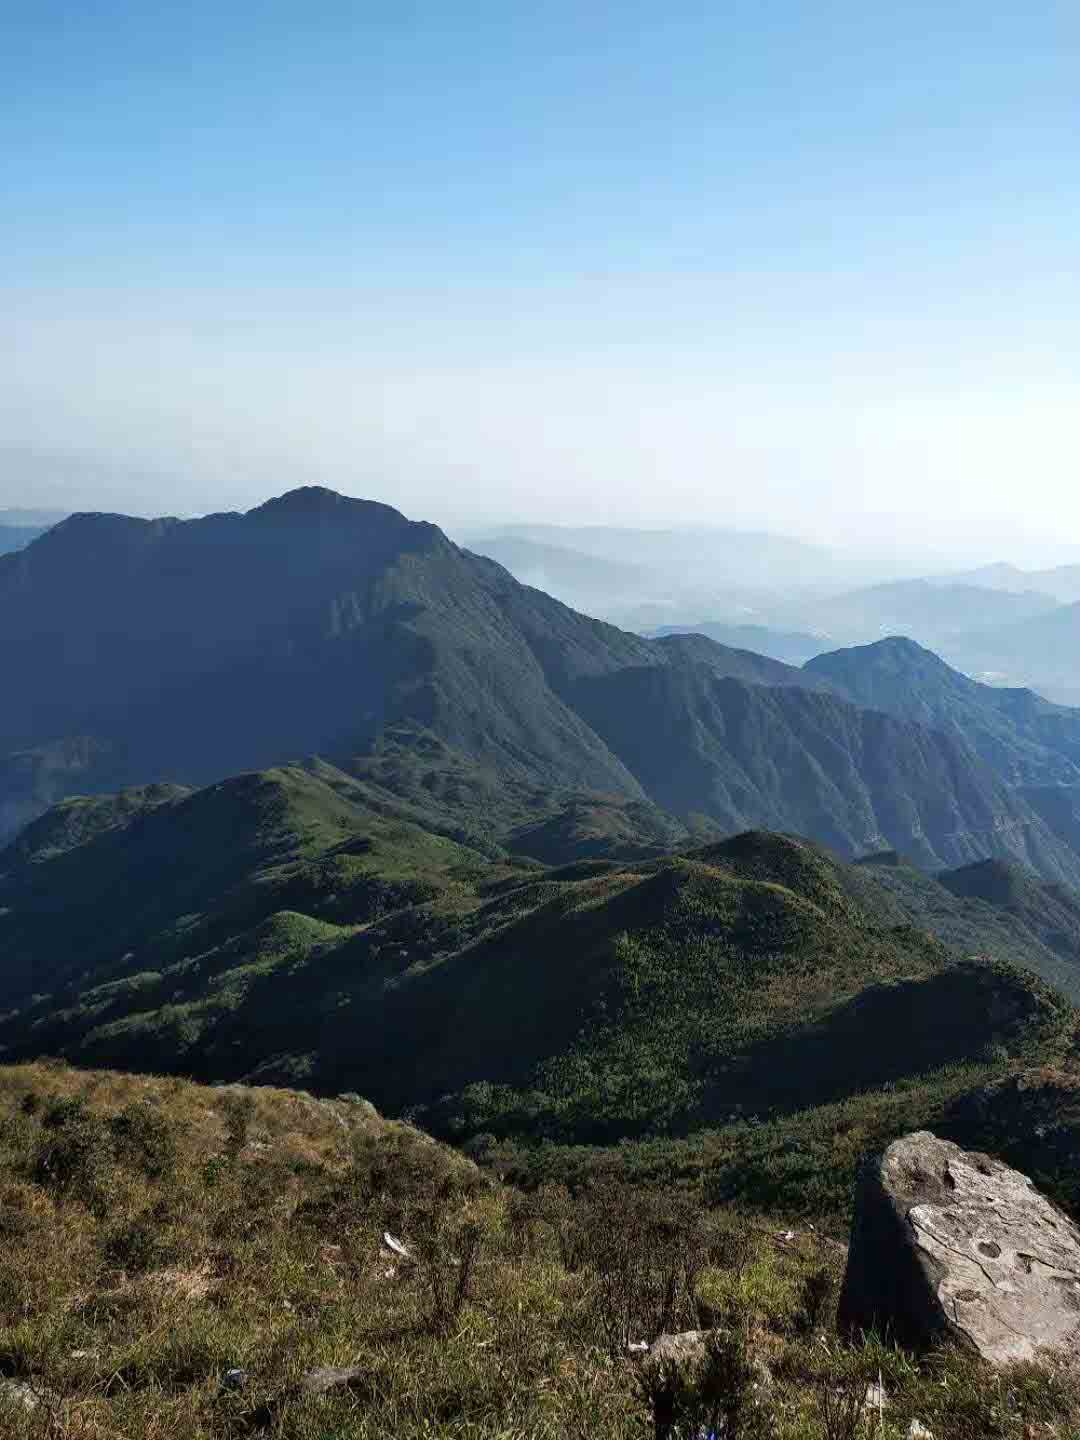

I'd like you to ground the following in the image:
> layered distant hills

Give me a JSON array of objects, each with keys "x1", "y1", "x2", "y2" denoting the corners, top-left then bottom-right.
[
  {"x1": 5, "y1": 487, "x2": 1080, "y2": 885},
  {"x1": 943, "y1": 561, "x2": 1080, "y2": 605},
  {"x1": 471, "y1": 526, "x2": 1080, "y2": 703},
  {"x1": 9, "y1": 492, "x2": 1080, "y2": 1216},
  {"x1": 649, "y1": 622, "x2": 826, "y2": 667}
]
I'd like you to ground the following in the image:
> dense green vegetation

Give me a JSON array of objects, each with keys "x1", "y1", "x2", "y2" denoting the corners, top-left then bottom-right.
[
  {"x1": 5, "y1": 776, "x2": 1079, "y2": 1222},
  {"x1": 846, "y1": 852, "x2": 1080, "y2": 1002}
]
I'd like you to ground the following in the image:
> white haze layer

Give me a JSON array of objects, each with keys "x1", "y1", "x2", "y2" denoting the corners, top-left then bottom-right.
[{"x1": 5, "y1": 280, "x2": 1080, "y2": 572}]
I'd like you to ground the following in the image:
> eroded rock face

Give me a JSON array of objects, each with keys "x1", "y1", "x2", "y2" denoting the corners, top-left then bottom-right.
[{"x1": 839, "y1": 1130, "x2": 1080, "y2": 1364}]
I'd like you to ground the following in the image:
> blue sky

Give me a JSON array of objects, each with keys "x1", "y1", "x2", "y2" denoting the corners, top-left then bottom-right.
[{"x1": 5, "y1": 2, "x2": 1080, "y2": 560}]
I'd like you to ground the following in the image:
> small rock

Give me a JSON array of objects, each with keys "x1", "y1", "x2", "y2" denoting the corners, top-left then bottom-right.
[
  {"x1": 865, "y1": 1380, "x2": 889, "y2": 1409},
  {"x1": 382, "y1": 1231, "x2": 411, "y2": 1261},
  {"x1": 0, "y1": 1380, "x2": 54, "y2": 1413},
  {"x1": 907, "y1": 1422, "x2": 934, "y2": 1440},
  {"x1": 298, "y1": 1365, "x2": 366, "y2": 1397},
  {"x1": 642, "y1": 1330, "x2": 709, "y2": 1382}
]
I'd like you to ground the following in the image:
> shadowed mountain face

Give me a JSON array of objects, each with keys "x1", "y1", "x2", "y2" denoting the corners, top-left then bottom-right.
[
  {"x1": 6, "y1": 487, "x2": 1080, "y2": 883},
  {"x1": 2, "y1": 488, "x2": 650, "y2": 818},
  {"x1": 806, "y1": 638, "x2": 1080, "y2": 870},
  {"x1": 807, "y1": 637, "x2": 1080, "y2": 785}
]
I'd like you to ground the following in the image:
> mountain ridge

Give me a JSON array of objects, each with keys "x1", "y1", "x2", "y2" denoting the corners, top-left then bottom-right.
[
  {"x1": 6, "y1": 488, "x2": 1080, "y2": 883},
  {"x1": 2, "y1": 791, "x2": 1072, "y2": 1193}
]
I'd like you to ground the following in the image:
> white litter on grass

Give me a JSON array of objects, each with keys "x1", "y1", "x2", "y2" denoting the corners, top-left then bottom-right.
[{"x1": 382, "y1": 1231, "x2": 411, "y2": 1261}]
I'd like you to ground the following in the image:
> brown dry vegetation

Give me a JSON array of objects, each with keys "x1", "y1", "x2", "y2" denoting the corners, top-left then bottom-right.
[{"x1": 2, "y1": 1061, "x2": 1079, "y2": 1440}]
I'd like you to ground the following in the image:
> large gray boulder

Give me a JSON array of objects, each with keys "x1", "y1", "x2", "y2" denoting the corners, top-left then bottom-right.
[{"x1": 839, "y1": 1130, "x2": 1080, "y2": 1363}]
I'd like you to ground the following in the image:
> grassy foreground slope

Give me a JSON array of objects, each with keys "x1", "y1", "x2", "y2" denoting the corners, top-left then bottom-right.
[{"x1": 3, "y1": 1061, "x2": 1080, "y2": 1440}]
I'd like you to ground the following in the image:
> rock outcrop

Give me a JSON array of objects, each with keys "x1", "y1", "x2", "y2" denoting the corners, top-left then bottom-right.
[{"x1": 839, "y1": 1130, "x2": 1080, "y2": 1363}]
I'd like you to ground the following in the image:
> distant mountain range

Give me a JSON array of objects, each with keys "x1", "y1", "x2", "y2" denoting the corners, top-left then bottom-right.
[
  {"x1": 462, "y1": 534, "x2": 658, "y2": 614},
  {"x1": 941, "y1": 561, "x2": 1080, "y2": 605},
  {"x1": 467, "y1": 528, "x2": 1080, "y2": 705},
  {"x1": 650, "y1": 623, "x2": 827, "y2": 667},
  {"x1": 469, "y1": 521, "x2": 842, "y2": 590},
  {"x1": 808, "y1": 578, "x2": 1059, "y2": 648},
  {"x1": 0, "y1": 523, "x2": 50, "y2": 555},
  {"x1": 945, "y1": 603, "x2": 1080, "y2": 707},
  {"x1": 10, "y1": 494, "x2": 1080, "y2": 1222},
  {"x1": 6, "y1": 487, "x2": 1080, "y2": 885},
  {"x1": 0, "y1": 507, "x2": 69, "y2": 528},
  {"x1": 807, "y1": 636, "x2": 1080, "y2": 786},
  {"x1": 0, "y1": 506, "x2": 65, "y2": 555}
]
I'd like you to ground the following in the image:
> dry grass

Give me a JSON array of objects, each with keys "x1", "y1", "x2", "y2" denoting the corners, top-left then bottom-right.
[{"x1": 1, "y1": 1061, "x2": 1079, "y2": 1440}]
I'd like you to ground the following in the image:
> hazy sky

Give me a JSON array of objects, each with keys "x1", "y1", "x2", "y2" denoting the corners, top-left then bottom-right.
[{"x1": 6, "y1": 2, "x2": 1080, "y2": 564}]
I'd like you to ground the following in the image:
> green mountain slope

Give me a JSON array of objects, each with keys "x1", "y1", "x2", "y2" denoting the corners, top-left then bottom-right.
[
  {"x1": 6, "y1": 487, "x2": 1080, "y2": 882},
  {"x1": 806, "y1": 636, "x2": 1080, "y2": 785},
  {"x1": 3, "y1": 793, "x2": 1074, "y2": 1213},
  {"x1": 848, "y1": 851, "x2": 1080, "y2": 1002},
  {"x1": 0, "y1": 765, "x2": 500, "y2": 1014}
]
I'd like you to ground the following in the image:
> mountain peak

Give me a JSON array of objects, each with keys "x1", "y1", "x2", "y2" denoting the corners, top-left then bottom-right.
[
  {"x1": 806, "y1": 635, "x2": 965, "y2": 690},
  {"x1": 249, "y1": 487, "x2": 409, "y2": 525},
  {"x1": 815, "y1": 635, "x2": 944, "y2": 666}
]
